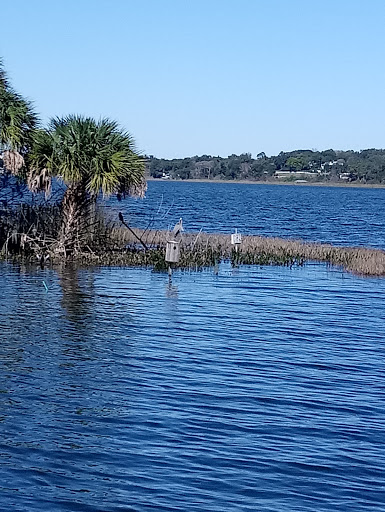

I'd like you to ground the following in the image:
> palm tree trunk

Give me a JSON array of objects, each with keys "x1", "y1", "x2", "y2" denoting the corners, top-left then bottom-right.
[{"x1": 59, "y1": 184, "x2": 88, "y2": 256}]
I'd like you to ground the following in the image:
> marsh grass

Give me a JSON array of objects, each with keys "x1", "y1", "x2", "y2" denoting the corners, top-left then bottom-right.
[
  {"x1": 0, "y1": 202, "x2": 112, "y2": 260},
  {"x1": 107, "y1": 227, "x2": 385, "y2": 276},
  {"x1": 0, "y1": 203, "x2": 61, "y2": 256},
  {"x1": 1, "y1": 205, "x2": 385, "y2": 276}
]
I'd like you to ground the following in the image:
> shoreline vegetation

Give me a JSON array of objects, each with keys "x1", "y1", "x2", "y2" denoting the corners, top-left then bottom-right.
[
  {"x1": 0, "y1": 57, "x2": 147, "y2": 260},
  {"x1": 97, "y1": 227, "x2": 385, "y2": 277},
  {"x1": 147, "y1": 150, "x2": 385, "y2": 185},
  {"x1": 1, "y1": 207, "x2": 385, "y2": 277}
]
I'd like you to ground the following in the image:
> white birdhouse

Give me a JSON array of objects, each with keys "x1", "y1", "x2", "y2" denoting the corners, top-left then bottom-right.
[
  {"x1": 165, "y1": 240, "x2": 180, "y2": 263},
  {"x1": 231, "y1": 231, "x2": 242, "y2": 245}
]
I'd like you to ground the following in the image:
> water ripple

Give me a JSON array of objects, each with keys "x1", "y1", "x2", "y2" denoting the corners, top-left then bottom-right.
[
  {"x1": 108, "y1": 181, "x2": 385, "y2": 249},
  {"x1": 0, "y1": 262, "x2": 385, "y2": 511}
]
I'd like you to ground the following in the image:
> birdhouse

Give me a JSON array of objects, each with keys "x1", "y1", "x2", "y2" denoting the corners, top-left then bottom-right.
[
  {"x1": 165, "y1": 240, "x2": 180, "y2": 263},
  {"x1": 231, "y1": 231, "x2": 242, "y2": 245}
]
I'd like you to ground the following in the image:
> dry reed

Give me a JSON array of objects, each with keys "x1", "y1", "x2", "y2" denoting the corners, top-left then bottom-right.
[
  {"x1": 2, "y1": 206, "x2": 384, "y2": 276},
  {"x1": 108, "y1": 227, "x2": 385, "y2": 276}
]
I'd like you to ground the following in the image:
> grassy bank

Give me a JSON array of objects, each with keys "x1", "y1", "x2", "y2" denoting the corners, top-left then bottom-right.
[
  {"x1": 1, "y1": 205, "x2": 384, "y2": 276},
  {"x1": 83, "y1": 227, "x2": 385, "y2": 277}
]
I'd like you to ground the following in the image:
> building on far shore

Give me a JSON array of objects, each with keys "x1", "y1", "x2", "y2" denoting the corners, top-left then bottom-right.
[{"x1": 275, "y1": 170, "x2": 316, "y2": 179}]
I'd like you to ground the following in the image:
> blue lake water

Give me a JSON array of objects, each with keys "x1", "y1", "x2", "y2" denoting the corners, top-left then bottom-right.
[
  {"x1": 109, "y1": 181, "x2": 385, "y2": 249},
  {"x1": 1, "y1": 182, "x2": 385, "y2": 511}
]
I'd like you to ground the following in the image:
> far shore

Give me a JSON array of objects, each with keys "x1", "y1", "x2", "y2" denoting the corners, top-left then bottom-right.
[{"x1": 147, "y1": 177, "x2": 385, "y2": 189}]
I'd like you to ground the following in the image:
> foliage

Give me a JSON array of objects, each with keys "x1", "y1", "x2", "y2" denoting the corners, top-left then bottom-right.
[
  {"x1": 30, "y1": 116, "x2": 146, "y2": 198},
  {"x1": 286, "y1": 156, "x2": 308, "y2": 171},
  {"x1": 0, "y1": 89, "x2": 38, "y2": 153},
  {"x1": 146, "y1": 148, "x2": 385, "y2": 184},
  {"x1": 0, "y1": 58, "x2": 147, "y2": 259},
  {"x1": 0, "y1": 58, "x2": 39, "y2": 176},
  {"x1": 0, "y1": 59, "x2": 38, "y2": 151},
  {"x1": 0, "y1": 57, "x2": 9, "y2": 90},
  {"x1": 27, "y1": 115, "x2": 147, "y2": 255}
]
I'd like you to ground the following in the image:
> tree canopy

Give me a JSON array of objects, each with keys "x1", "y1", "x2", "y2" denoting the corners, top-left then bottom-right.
[
  {"x1": 0, "y1": 58, "x2": 39, "y2": 174},
  {"x1": 29, "y1": 115, "x2": 146, "y2": 198},
  {"x1": 147, "y1": 148, "x2": 385, "y2": 184}
]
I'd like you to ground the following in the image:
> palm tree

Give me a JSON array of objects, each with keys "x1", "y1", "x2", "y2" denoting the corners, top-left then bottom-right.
[
  {"x1": 29, "y1": 115, "x2": 146, "y2": 255},
  {"x1": 0, "y1": 58, "x2": 39, "y2": 174},
  {"x1": 0, "y1": 57, "x2": 9, "y2": 90}
]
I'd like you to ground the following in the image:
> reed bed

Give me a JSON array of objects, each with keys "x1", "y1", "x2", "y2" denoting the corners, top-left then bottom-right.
[
  {"x1": 2, "y1": 204, "x2": 385, "y2": 276},
  {"x1": 107, "y1": 227, "x2": 385, "y2": 276}
]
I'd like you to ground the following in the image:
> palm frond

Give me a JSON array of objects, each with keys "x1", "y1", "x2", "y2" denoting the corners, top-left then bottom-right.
[
  {"x1": 0, "y1": 87, "x2": 39, "y2": 152},
  {"x1": 26, "y1": 129, "x2": 55, "y2": 196},
  {"x1": 2, "y1": 149, "x2": 25, "y2": 174},
  {"x1": 0, "y1": 57, "x2": 9, "y2": 91},
  {"x1": 27, "y1": 167, "x2": 52, "y2": 197},
  {"x1": 37, "y1": 115, "x2": 146, "y2": 197}
]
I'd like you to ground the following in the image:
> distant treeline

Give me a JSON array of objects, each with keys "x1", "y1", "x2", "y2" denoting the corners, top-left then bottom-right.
[{"x1": 146, "y1": 149, "x2": 385, "y2": 183}]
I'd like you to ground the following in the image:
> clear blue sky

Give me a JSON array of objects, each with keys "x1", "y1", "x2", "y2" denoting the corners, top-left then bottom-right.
[{"x1": 1, "y1": 0, "x2": 385, "y2": 158}]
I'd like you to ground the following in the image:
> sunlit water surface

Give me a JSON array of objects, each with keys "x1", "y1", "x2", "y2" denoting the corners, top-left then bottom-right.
[
  {"x1": 1, "y1": 261, "x2": 385, "y2": 511},
  {"x1": 108, "y1": 181, "x2": 385, "y2": 249}
]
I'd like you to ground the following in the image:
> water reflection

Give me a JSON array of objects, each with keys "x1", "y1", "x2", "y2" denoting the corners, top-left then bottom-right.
[
  {"x1": 57, "y1": 265, "x2": 95, "y2": 324},
  {"x1": 56, "y1": 265, "x2": 99, "y2": 364},
  {"x1": 164, "y1": 277, "x2": 180, "y2": 325},
  {"x1": 166, "y1": 278, "x2": 179, "y2": 299},
  {"x1": 1, "y1": 262, "x2": 385, "y2": 512}
]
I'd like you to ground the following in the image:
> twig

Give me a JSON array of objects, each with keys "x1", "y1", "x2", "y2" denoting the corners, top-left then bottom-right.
[
  {"x1": 120, "y1": 215, "x2": 148, "y2": 251},
  {"x1": 192, "y1": 228, "x2": 203, "y2": 250}
]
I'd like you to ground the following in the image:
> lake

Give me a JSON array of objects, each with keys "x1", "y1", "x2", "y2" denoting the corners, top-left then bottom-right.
[
  {"x1": 110, "y1": 181, "x2": 385, "y2": 249},
  {"x1": 1, "y1": 182, "x2": 385, "y2": 511}
]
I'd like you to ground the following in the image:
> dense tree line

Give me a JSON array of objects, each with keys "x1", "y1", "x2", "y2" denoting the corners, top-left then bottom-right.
[{"x1": 147, "y1": 149, "x2": 385, "y2": 184}]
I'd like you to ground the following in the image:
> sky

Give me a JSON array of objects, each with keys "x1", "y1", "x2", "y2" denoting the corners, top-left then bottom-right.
[{"x1": 1, "y1": 0, "x2": 385, "y2": 158}]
